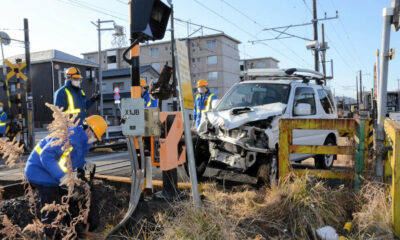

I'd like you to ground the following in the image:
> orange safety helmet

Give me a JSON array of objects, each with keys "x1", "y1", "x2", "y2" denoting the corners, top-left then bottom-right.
[
  {"x1": 66, "y1": 67, "x2": 82, "y2": 79},
  {"x1": 140, "y1": 78, "x2": 147, "y2": 87},
  {"x1": 197, "y1": 79, "x2": 208, "y2": 87},
  {"x1": 85, "y1": 115, "x2": 107, "y2": 141},
  {"x1": 0, "y1": 102, "x2": 3, "y2": 107}
]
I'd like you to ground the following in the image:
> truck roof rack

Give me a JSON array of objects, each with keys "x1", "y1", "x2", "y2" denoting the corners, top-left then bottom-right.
[{"x1": 245, "y1": 68, "x2": 327, "y2": 85}]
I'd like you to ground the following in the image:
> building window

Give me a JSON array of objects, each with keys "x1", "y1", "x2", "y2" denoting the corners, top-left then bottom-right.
[
  {"x1": 87, "y1": 56, "x2": 95, "y2": 63},
  {"x1": 192, "y1": 58, "x2": 195, "y2": 63},
  {"x1": 150, "y1": 47, "x2": 159, "y2": 57},
  {"x1": 151, "y1": 62, "x2": 161, "y2": 72},
  {"x1": 104, "y1": 108, "x2": 114, "y2": 116},
  {"x1": 102, "y1": 83, "x2": 107, "y2": 91},
  {"x1": 206, "y1": 39, "x2": 217, "y2": 49},
  {"x1": 165, "y1": 46, "x2": 168, "y2": 51},
  {"x1": 191, "y1": 42, "x2": 195, "y2": 47},
  {"x1": 257, "y1": 61, "x2": 267, "y2": 68},
  {"x1": 113, "y1": 82, "x2": 125, "y2": 91},
  {"x1": 197, "y1": 58, "x2": 200, "y2": 62},
  {"x1": 207, "y1": 56, "x2": 218, "y2": 65},
  {"x1": 192, "y1": 73, "x2": 196, "y2": 78},
  {"x1": 208, "y1": 72, "x2": 218, "y2": 81}
]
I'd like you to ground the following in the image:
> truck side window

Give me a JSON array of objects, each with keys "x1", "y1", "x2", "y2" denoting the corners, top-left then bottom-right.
[
  {"x1": 318, "y1": 89, "x2": 334, "y2": 114},
  {"x1": 293, "y1": 87, "x2": 316, "y2": 115}
]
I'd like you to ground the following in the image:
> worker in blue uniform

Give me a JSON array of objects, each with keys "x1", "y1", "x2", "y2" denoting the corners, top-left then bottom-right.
[
  {"x1": 193, "y1": 79, "x2": 217, "y2": 129},
  {"x1": 54, "y1": 67, "x2": 100, "y2": 124},
  {"x1": 25, "y1": 115, "x2": 107, "y2": 238},
  {"x1": 0, "y1": 102, "x2": 7, "y2": 137},
  {"x1": 140, "y1": 78, "x2": 158, "y2": 108}
]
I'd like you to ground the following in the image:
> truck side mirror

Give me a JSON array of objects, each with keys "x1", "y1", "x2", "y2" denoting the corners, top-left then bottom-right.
[{"x1": 294, "y1": 103, "x2": 312, "y2": 116}]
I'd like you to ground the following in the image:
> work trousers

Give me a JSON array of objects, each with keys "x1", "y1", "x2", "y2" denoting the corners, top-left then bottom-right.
[{"x1": 31, "y1": 183, "x2": 99, "y2": 239}]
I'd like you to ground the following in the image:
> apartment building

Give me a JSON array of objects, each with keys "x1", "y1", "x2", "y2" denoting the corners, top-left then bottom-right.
[
  {"x1": 239, "y1": 57, "x2": 280, "y2": 79},
  {"x1": 82, "y1": 33, "x2": 241, "y2": 97}
]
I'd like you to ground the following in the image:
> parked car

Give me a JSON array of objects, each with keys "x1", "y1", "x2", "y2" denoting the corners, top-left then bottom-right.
[{"x1": 191, "y1": 68, "x2": 338, "y2": 185}]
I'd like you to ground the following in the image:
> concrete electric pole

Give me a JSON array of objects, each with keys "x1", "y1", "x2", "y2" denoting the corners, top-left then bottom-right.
[{"x1": 376, "y1": 0, "x2": 399, "y2": 181}]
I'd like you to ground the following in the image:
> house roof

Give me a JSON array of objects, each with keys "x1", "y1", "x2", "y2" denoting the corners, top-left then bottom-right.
[
  {"x1": 102, "y1": 65, "x2": 159, "y2": 78},
  {"x1": 3, "y1": 49, "x2": 98, "y2": 67}
]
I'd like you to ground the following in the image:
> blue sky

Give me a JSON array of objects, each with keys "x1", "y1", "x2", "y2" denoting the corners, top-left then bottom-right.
[{"x1": 1, "y1": 0, "x2": 399, "y2": 97}]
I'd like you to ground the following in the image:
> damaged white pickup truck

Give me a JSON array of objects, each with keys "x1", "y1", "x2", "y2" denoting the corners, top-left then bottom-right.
[{"x1": 192, "y1": 68, "x2": 338, "y2": 185}]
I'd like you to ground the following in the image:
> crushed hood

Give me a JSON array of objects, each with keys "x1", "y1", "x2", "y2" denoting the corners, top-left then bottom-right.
[{"x1": 206, "y1": 103, "x2": 286, "y2": 130}]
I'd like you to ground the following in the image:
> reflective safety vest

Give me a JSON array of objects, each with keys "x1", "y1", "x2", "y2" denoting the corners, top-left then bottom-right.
[
  {"x1": 35, "y1": 144, "x2": 73, "y2": 173},
  {"x1": 142, "y1": 91, "x2": 158, "y2": 108},
  {"x1": 0, "y1": 111, "x2": 7, "y2": 134},
  {"x1": 25, "y1": 125, "x2": 89, "y2": 187},
  {"x1": 54, "y1": 80, "x2": 96, "y2": 125},
  {"x1": 0, "y1": 112, "x2": 6, "y2": 126},
  {"x1": 65, "y1": 88, "x2": 81, "y2": 114},
  {"x1": 193, "y1": 91, "x2": 217, "y2": 128}
]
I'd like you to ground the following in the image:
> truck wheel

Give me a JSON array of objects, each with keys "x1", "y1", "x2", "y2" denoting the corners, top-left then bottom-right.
[
  {"x1": 183, "y1": 135, "x2": 209, "y2": 179},
  {"x1": 256, "y1": 154, "x2": 278, "y2": 186},
  {"x1": 314, "y1": 137, "x2": 336, "y2": 169}
]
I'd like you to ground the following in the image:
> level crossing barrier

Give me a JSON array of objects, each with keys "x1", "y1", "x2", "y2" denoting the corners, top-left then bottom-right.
[
  {"x1": 278, "y1": 118, "x2": 372, "y2": 191},
  {"x1": 383, "y1": 119, "x2": 400, "y2": 236}
]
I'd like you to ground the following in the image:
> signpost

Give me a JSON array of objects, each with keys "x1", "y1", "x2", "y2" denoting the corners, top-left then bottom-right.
[
  {"x1": 114, "y1": 87, "x2": 120, "y2": 104},
  {"x1": 174, "y1": 39, "x2": 200, "y2": 206}
]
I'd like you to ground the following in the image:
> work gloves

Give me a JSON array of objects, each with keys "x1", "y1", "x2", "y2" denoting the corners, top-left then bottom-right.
[{"x1": 90, "y1": 92, "x2": 100, "y2": 102}]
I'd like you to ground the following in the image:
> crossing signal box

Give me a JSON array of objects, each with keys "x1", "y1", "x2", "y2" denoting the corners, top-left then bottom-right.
[{"x1": 130, "y1": 0, "x2": 171, "y2": 41}]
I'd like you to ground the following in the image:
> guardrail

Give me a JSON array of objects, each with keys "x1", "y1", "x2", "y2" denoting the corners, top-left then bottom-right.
[{"x1": 278, "y1": 118, "x2": 372, "y2": 190}]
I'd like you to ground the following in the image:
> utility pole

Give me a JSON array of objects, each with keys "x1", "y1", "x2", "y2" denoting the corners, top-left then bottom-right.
[
  {"x1": 313, "y1": 0, "x2": 319, "y2": 72},
  {"x1": 321, "y1": 23, "x2": 327, "y2": 84},
  {"x1": 397, "y1": 78, "x2": 400, "y2": 91},
  {"x1": 376, "y1": 6, "x2": 395, "y2": 182},
  {"x1": 91, "y1": 19, "x2": 118, "y2": 117},
  {"x1": 356, "y1": 76, "x2": 359, "y2": 109},
  {"x1": 24, "y1": 18, "x2": 34, "y2": 151},
  {"x1": 359, "y1": 70, "x2": 363, "y2": 106}
]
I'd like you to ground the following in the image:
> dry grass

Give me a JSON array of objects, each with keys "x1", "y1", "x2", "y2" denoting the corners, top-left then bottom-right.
[
  {"x1": 0, "y1": 104, "x2": 92, "y2": 239},
  {"x1": 136, "y1": 174, "x2": 397, "y2": 240},
  {"x1": 352, "y1": 182, "x2": 395, "y2": 239}
]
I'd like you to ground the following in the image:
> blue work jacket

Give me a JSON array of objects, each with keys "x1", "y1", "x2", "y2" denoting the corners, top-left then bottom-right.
[
  {"x1": 54, "y1": 80, "x2": 95, "y2": 124},
  {"x1": 193, "y1": 91, "x2": 217, "y2": 128},
  {"x1": 142, "y1": 91, "x2": 158, "y2": 108},
  {"x1": 0, "y1": 111, "x2": 7, "y2": 134},
  {"x1": 25, "y1": 126, "x2": 91, "y2": 187}
]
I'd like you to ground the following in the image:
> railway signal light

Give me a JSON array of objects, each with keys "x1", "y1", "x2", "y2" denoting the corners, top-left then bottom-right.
[{"x1": 130, "y1": 0, "x2": 171, "y2": 41}]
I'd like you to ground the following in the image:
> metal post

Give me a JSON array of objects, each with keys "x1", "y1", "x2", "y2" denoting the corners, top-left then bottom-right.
[
  {"x1": 312, "y1": 0, "x2": 319, "y2": 72},
  {"x1": 376, "y1": 50, "x2": 380, "y2": 99},
  {"x1": 160, "y1": 1, "x2": 179, "y2": 200},
  {"x1": 356, "y1": 76, "x2": 359, "y2": 109},
  {"x1": 24, "y1": 18, "x2": 34, "y2": 150},
  {"x1": 377, "y1": 7, "x2": 394, "y2": 182},
  {"x1": 170, "y1": 4, "x2": 178, "y2": 111},
  {"x1": 97, "y1": 19, "x2": 104, "y2": 117},
  {"x1": 360, "y1": 70, "x2": 363, "y2": 106},
  {"x1": 321, "y1": 23, "x2": 326, "y2": 85}
]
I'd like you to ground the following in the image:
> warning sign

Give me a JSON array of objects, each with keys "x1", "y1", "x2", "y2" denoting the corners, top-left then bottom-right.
[{"x1": 175, "y1": 40, "x2": 194, "y2": 110}]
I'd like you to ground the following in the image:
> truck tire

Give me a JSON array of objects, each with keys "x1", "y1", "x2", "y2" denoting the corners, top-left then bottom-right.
[
  {"x1": 255, "y1": 154, "x2": 278, "y2": 186},
  {"x1": 183, "y1": 135, "x2": 209, "y2": 179},
  {"x1": 314, "y1": 137, "x2": 336, "y2": 169}
]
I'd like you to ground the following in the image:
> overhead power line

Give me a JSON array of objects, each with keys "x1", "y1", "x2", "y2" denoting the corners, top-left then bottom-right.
[
  {"x1": 55, "y1": 0, "x2": 128, "y2": 22},
  {"x1": 220, "y1": 0, "x2": 312, "y2": 68},
  {"x1": 192, "y1": 0, "x2": 308, "y2": 67}
]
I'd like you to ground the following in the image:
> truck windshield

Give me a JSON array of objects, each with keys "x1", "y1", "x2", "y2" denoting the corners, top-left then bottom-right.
[{"x1": 216, "y1": 83, "x2": 291, "y2": 111}]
